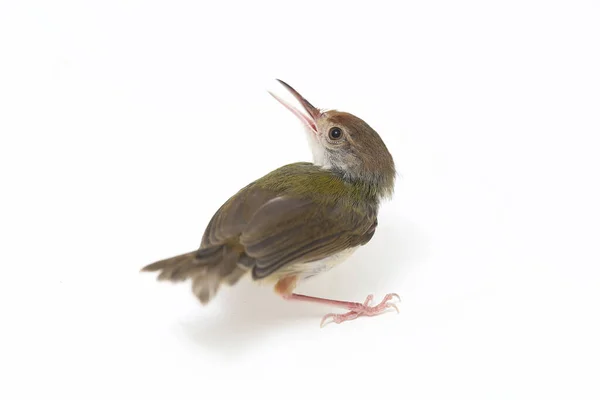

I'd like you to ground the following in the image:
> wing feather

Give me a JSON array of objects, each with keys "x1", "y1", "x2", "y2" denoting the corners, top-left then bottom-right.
[{"x1": 198, "y1": 166, "x2": 377, "y2": 280}]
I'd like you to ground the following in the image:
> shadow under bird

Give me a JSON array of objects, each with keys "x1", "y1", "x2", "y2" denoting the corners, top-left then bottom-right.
[{"x1": 142, "y1": 80, "x2": 399, "y2": 327}]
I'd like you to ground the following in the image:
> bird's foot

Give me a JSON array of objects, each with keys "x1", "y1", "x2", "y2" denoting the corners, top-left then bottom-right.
[{"x1": 320, "y1": 293, "x2": 401, "y2": 327}]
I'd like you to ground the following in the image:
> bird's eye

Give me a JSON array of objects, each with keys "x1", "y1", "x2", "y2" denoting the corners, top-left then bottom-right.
[{"x1": 328, "y1": 127, "x2": 343, "y2": 140}]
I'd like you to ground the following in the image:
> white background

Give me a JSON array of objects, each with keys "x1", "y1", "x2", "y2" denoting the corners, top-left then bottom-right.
[{"x1": 1, "y1": 1, "x2": 599, "y2": 399}]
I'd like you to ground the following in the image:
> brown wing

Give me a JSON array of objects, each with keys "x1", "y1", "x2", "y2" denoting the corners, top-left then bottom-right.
[
  {"x1": 241, "y1": 195, "x2": 377, "y2": 279},
  {"x1": 199, "y1": 183, "x2": 377, "y2": 280},
  {"x1": 200, "y1": 183, "x2": 278, "y2": 248}
]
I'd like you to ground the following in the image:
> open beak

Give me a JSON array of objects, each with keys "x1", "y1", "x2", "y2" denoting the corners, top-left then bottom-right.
[{"x1": 269, "y1": 79, "x2": 321, "y2": 134}]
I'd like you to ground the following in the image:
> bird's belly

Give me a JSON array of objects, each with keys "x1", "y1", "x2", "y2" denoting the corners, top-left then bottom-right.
[{"x1": 292, "y1": 246, "x2": 358, "y2": 280}]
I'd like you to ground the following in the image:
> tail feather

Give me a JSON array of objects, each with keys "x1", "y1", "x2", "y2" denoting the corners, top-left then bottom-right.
[
  {"x1": 141, "y1": 251, "x2": 199, "y2": 281},
  {"x1": 141, "y1": 246, "x2": 249, "y2": 304}
]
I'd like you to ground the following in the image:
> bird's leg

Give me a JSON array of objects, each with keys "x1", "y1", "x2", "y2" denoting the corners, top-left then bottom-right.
[
  {"x1": 274, "y1": 276, "x2": 400, "y2": 327},
  {"x1": 285, "y1": 293, "x2": 401, "y2": 327}
]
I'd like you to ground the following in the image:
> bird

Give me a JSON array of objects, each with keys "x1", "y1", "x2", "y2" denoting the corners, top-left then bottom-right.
[{"x1": 141, "y1": 79, "x2": 399, "y2": 327}]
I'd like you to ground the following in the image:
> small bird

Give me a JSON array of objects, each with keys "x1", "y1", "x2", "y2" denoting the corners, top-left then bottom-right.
[{"x1": 142, "y1": 80, "x2": 399, "y2": 326}]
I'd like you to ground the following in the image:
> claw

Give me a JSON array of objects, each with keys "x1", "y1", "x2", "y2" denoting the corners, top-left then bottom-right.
[
  {"x1": 390, "y1": 293, "x2": 401, "y2": 303},
  {"x1": 320, "y1": 313, "x2": 334, "y2": 328},
  {"x1": 387, "y1": 303, "x2": 400, "y2": 314}
]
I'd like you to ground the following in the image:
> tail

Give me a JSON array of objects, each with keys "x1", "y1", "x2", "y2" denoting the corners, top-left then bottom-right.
[{"x1": 141, "y1": 246, "x2": 248, "y2": 304}]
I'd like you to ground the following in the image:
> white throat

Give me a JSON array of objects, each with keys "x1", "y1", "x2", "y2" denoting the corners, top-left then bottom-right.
[{"x1": 305, "y1": 130, "x2": 332, "y2": 169}]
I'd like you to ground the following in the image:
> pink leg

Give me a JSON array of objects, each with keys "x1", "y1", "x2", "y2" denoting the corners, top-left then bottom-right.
[{"x1": 282, "y1": 293, "x2": 401, "y2": 327}]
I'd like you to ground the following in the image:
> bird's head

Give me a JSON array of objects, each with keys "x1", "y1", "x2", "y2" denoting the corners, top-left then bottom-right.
[{"x1": 270, "y1": 79, "x2": 396, "y2": 199}]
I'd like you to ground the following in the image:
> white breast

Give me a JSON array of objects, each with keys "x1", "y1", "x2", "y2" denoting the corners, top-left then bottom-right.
[
  {"x1": 296, "y1": 246, "x2": 358, "y2": 280},
  {"x1": 262, "y1": 246, "x2": 360, "y2": 285}
]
